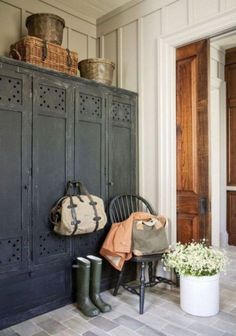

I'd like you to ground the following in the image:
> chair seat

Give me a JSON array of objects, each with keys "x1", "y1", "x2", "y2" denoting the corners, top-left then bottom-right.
[{"x1": 131, "y1": 253, "x2": 163, "y2": 263}]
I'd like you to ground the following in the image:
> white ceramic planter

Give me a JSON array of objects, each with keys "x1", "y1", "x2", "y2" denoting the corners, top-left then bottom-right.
[{"x1": 180, "y1": 273, "x2": 220, "y2": 316}]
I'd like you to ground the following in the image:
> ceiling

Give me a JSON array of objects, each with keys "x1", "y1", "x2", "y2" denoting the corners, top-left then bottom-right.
[{"x1": 54, "y1": 0, "x2": 133, "y2": 20}]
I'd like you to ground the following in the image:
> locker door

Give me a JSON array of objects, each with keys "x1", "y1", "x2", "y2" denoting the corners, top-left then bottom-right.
[
  {"x1": 0, "y1": 69, "x2": 31, "y2": 319},
  {"x1": 108, "y1": 93, "x2": 138, "y2": 200}
]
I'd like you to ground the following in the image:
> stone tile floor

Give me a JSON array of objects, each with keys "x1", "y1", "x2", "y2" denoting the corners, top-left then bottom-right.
[{"x1": 1, "y1": 246, "x2": 236, "y2": 336}]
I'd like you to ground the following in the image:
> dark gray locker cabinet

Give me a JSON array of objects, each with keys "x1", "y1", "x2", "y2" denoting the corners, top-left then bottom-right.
[{"x1": 0, "y1": 57, "x2": 138, "y2": 329}]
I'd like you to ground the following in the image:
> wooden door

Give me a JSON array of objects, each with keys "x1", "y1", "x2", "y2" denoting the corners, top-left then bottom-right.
[
  {"x1": 176, "y1": 40, "x2": 210, "y2": 243},
  {"x1": 108, "y1": 93, "x2": 138, "y2": 201},
  {"x1": 226, "y1": 47, "x2": 236, "y2": 245}
]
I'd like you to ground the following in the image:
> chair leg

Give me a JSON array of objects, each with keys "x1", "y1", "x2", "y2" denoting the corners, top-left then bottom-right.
[
  {"x1": 139, "y1": 261, "x2": 146, "y2": 314},
  {"x1": 175, "y1": 270, "x2": 180, "y2": 287},
  {"x1": 113, "y1": 267, "x2": 125, "y2": 296},
  {"x1": 148, "y1": 261, "x2": 153, "y2": 283}
]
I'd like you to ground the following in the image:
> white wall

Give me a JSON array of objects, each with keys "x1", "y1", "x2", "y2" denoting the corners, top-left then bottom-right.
[
  {"x1": 97, "y1": 0, "x2": 236, "y2": 228},
  {"x1": 0, "y1": 0, "x2": 98, "y2": 71},
  {"x1": 210, "y1": 43, "x2": 227, "y2": 247}
]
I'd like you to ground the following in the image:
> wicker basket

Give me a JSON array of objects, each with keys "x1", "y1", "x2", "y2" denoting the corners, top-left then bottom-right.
[
  {"x1": 10, "y1": 36, "x2": 78, "y2": 75},
  {"x1": 26, "y1": 13, "x2": 65, "y2": 45},
  {"x1": 78, "y1": 58, "x2": 115, "y2": 85}
]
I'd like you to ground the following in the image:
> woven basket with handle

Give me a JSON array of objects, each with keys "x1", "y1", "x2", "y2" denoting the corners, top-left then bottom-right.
[{"x1": 10, "y1": 36, "x2": 78, "y2": 75}]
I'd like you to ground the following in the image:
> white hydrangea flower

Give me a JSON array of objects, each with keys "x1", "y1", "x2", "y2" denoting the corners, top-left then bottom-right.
[{"x1": 162, "y1": 241, "x2": 228, "y2": 276}]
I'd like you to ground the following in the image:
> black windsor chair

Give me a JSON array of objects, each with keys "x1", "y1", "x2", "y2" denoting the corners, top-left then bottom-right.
[{"x1": 109, "y1": 194, "x2": 174, "y2": 314}]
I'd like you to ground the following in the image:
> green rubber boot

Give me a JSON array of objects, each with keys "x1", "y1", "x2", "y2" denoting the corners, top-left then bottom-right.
[
  {"x1": 75, "y1": 257, "x2": 100, "y2": 317},
  {"x1": 87, "y1": 255, "x2": 112, "y2": 313}
]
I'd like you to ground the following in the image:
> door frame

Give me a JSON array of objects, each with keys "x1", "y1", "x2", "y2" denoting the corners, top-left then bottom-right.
[{"x1": 157, "y1": 10, "x2": 236, "y2": 246}]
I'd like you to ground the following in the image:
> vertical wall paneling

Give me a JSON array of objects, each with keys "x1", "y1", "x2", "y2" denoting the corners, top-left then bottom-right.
[
  {"x1": 0, "y1": 2, "x2": 21, "y2": 56},
  {"x1": 189, "y1": 0, "x2": 220, "y2": 24},
  {"x1": 96, "y1": 38, "x2": 101, "y2": 58},
  {"x1": 141, "y1": 10, "x2": 161, "y2": 205},
  {"x1": 0, "y1": 0, "x2": 97, "y2": 59},
  {"x1": 99, "y1": 36, "x2": 105, "y2": 58},
  {"x1": 70, "y1": 30, "x2": 88, "y2": 61},
  {"x1": 118, "y1": 27, "x2": 123, "y2": 88},
  {"x1": 162, "y1": 0, "x2": 188, "y2": 35},
  {"x1": 225, "y1": 0, "x2": 236, "y2": 10},
  {"x1": 137, "y1": 17, "x2": 144, "y2": 195},
  {"x1": 121, "y1": 21, "x2": 138, "y2": 92},
  {"x1": 88, "y1": 36, "x2": 97, "y2": 58},
  {"x1": 97, "y1": 0, "x2": 177, "y2": 36},
  {"x1": 104, "y1": 31, "x2": 118, "y2": 86}
]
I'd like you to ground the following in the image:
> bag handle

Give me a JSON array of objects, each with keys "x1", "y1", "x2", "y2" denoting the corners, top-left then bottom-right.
[
  {"x1": 67, "y1": 181, "x2": 101, "y2": 232},
  {"x1": 9, "y1": 48, "x2": 22, "y2": 61},
  {"x1": 49, "y1": 195, "x2": 67, "y2": 226}
]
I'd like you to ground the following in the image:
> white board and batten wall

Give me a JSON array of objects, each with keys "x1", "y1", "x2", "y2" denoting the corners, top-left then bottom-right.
[
  {"x1": 1, "y1": 0, "x2": 236, "y2": 245},
  {"x1": 0, "y1": 0, "x2": 98, "y2": 68},
  {"x1": 98, "y1": 0, "x2": 236, "y2": 246}
]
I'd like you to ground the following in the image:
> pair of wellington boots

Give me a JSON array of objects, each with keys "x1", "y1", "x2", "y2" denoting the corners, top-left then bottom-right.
[{"x1": 74, "y1": 255, "x2": 111, "y2": 317}]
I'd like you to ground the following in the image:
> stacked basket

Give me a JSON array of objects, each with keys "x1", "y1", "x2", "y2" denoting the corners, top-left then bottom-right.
[{"x1": 10, "y1": 13, "x2": 78, "y2": 75}]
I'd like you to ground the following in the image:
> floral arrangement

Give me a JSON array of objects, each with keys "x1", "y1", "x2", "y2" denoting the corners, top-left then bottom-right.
[{"x1": 163, "y1": 241, "x2": 228, "y2": 276}]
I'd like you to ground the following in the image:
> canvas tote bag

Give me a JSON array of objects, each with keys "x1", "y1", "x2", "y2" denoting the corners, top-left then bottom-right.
[
  {"x1": 132, "y1": 216, "x2": 169, "y2": 256},
  {"x1": 50, "y1": 181, "x2": 107, "y2": 236}
]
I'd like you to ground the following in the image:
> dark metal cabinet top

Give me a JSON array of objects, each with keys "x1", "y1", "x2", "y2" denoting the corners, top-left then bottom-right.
[{"x1": 0, "y1": 57, "x2": 138, "y2": 97}]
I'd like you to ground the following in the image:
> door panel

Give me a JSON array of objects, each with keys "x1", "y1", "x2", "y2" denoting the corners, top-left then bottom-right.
[
  {"x1": 0, "y1": 69, "x2": 31, "y2": 323},
  {"x1": 176, "y1": 40, "x2": 209, "y2": 243},
  {"x1": 226, "y1": 49, "x2": 236, "y2": 185},
  {"x1": 75, "y1": 84, "x2": 106, "y2": 199},
  {"x1": 226, "y1": 47, "x2": 236, "y2": 245},
  {"x1": 74, "y1": 84, "x2": 106, "y2": 258},
  {"x1": 32, "y1": 75, "x2": 73, "y2": 268},
  {"x1": 108, "y1": 94, "x2": 137, "y2": 200},
  {"x1": 227, "y1": 191, "x2": 236, "y2": 245},
  {"x1": 0, "y1": 70, "x2": 31, "y2": 276}
]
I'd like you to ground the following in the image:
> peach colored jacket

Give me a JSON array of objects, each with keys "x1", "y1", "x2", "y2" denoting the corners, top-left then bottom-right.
[{"x1": 100, "y1": 212, "x2": 165, "y2": 271}]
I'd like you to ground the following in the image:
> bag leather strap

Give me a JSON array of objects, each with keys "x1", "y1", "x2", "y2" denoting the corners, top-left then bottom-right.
[
  {"x1": 67, "y1": 182, "x2": 81, "y2": 235},
  {"x1": 75, "y1": 182, "x2": 100, "y2": 232},
  {"x1": 49, "y1": 195, "x2": 67, "y2": 226},
  {"x1": 68, "y1": 181, "x2": 100, "y2": 232}
]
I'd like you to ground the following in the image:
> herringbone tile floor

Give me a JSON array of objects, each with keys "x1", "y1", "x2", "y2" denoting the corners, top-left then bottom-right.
[{"x1": 1, "y1": 247, "x2": 236, "y2": 336}]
